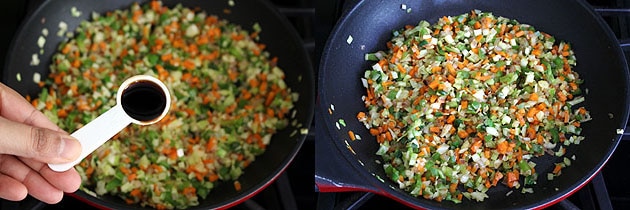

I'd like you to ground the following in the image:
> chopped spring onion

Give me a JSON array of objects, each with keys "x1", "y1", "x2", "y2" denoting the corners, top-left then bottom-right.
[{"x1": 71, "y1": 6, "x2": 82, "y2": 17}]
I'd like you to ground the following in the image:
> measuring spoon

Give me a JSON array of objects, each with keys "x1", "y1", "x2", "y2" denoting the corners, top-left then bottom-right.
[{"x1": 48, "y1": 75, "x2": 171, "y2": 172}]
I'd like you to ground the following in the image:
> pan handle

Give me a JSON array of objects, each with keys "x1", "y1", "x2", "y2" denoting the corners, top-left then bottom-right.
[
  {"x1": 315, "y1": 164, "x2": 381, "y2": 194},
  {"x1": 620, "y1": 39, "x2": 630, "y2": 49},
  {"x1": 314, "y1": 140, "x2": 382, "y2": 193},
  {"x1": 593, "y1": 7, "x2": 630, "y2": 16},
  {"x1": 314, "y1": 109, "x2": 382, "y2": 194},
  {"x1": 621, "y1": 125, "x2": 630, "y2": 140}
]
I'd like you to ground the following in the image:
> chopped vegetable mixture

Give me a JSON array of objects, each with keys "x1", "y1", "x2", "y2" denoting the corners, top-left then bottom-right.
[
  {"x1": 32, "y1": 1, "x2": 297, "y2": 209},
  {"x1": 357, "y1": 10, "x2": 591, "y2": 203}
]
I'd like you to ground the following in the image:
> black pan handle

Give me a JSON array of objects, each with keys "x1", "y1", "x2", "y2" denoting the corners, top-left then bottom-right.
[
  {"x1": 593, "y1": 7, "x2": 630, "y2": 16},
  {"x1": 620, "y1": 39, "x2": 630, "y2": 49},
  {"x1": 622, "y1": 125, "x2": 630, "y2": 140}
]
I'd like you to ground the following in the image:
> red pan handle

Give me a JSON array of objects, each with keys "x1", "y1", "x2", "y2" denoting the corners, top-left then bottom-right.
[{"x1": 314, "y1": 109, "x2": 382, "y2": 194}]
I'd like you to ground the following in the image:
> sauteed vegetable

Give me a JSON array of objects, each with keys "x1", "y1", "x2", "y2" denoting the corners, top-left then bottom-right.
[
  {"x1": 31, "y1": 1, "x2": 297, "y2": 209},
  {"x1": 358, "y1": 10, "x2": 590, "y2": 203}
]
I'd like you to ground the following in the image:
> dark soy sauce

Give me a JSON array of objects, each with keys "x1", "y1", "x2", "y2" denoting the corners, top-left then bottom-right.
[{"x1": 121, "y1": 80, "x2": 167, "y2": 122}]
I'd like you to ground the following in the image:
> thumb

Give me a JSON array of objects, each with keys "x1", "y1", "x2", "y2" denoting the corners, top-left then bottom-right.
[{"x1": 0, "y1": 117, "x2": 82, "y2": 164}]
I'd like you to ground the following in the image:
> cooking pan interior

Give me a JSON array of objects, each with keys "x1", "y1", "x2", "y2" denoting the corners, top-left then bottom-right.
[
  {"x1": 318, "y1": 0, "x2": 629, "y2": 209},
  {"x1": 2, "y1": 0, "x2": 314, "y2": 209}
]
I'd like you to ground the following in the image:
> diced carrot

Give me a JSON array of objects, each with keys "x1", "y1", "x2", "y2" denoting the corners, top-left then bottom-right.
[
  {"x1": 183, "y1": 59, "x2": 196, "y2": 70},
  {"x1": 156, "y1": 64, "x2": 169, "y2": 80},
  {"x1": 71, "y1": 59, "x2": 81, "y2": 68},
  {"x1": 369, "y1": 128, "x2": 380, "y2": 136},
  {"x1": 150, "y1": 0, "x2": 161, "y2": 11},
  {"x1": 477, "y1": 74, "x2": 493, "y2": 81},
  {"x1": 206, "y1": 137, "x2": 216, "y2": 151},
  {"x1": 492, "y1": 171, "x2": 503, "y2": 186},
  {"x1": 156, "y1": 204, "x2": 167, "y2": 210},
  {"x1": 499, "y1": 23, "x2": 507, "y2": 35},
  {"x1": 208, "y1": 174, "x2": 219, "y2": 182},
  {"x1": 578, "y1": 107, "x2": 587, "y2": 115},
  {"x1": 496, "y1": 140, "x2": 509, "y2": 154},
  {"x1": 449, "y1": 183, "x2": 458, "y2": 193},
  {"x1": 557, "y1": 91, "x2": 567, "y2": 102},
  {"x1": 357, "y1": 112, "x2": 366, "y2": 120},
  {"x1": 44, "y1": 100, "x2": 53, "y2": 110},
  {"x1": 57, "y1": 109, "x2": 68, "y2": 118},
  {"x1": 527, "y1": 107, "x2": 539, "y2": 119},
  {"x1": 396, "y1": 63, "x2": 406, "y2": 74},
  {"x1": 457, "y1": 129, "x2": 469, "y2": 139},
  {"x1": 485, "y1": 180, "x2": 492, "y2": 188},
  {"x1": 408, "y1": 66, "x2": 419, "y2": 77},
  {"x1": 446, "y1": 115, "x2": 456, "y2": 124},
  {"x1": 224, "y1": 104, "x2": 237, "y2": 115},
  {"x1": 128, "y1": 173, "x2": 137, "y2": 181},
  {"x1": 506, "y1": 171, "x2": 519, "y2": 188},
  {"x1": 474, "y1": 21, "x2": 481, "y2": 29},
  {"x1": 130, "y1": 189, "x2": 142, "y2": 197},
  {"x1": 61, "y1": 44, "x2": 72, "y2": 54},
  {"x1": 553, "y1": 164, "x2": 563, "y2": 174},
  {"x1": 385, "y1": 131, "x2": 393, "y2": 141},
  {"x1": 231, "y1": 33, "x2": 245, "y2": 41},
  {"x1": 431, "y1": 66, "x2": 443, "y2": 73},
  {"x1": 429, "y1": 94, "x2": 438, "y2": 103},
  {"x1": 428, "y1": 79, "x2": 440, "y2": 90},
  {"x1": 265, "y1": 91, "x2": 276, "y2": 106},
  {"x1": 160, "y1": 53, "x2": 172, "y2": 62},
  {"x1": 445, "y1": 63, "x2": 456, "y2": 75},
  {"x1": 378, "y1": 59, "x2": 388, "y2": 69},
  {"x1": 470, "y1": 139, "x2": 482, "y2": 152},
  {"x1": 381, "y1": 81, "x2": 394, "y2": 89},
  {"x1": 460, "y1": 100, "x2": 468, "y2": 110},
  {"x1": 529, "y1": 93, "x2": 538, "y2": 101},
  {"x1": 181, "y1": 72, "x2": 192, "y2": 81},
  {"x1": 234, "y1": 181, "x2": 242, "y2": 191},
  {"x1": 182, "y1": 186, "x2": 196, "y2": 196},
  {"x1": 259, "y1": 80, "x2": 268, "y2": 93}
]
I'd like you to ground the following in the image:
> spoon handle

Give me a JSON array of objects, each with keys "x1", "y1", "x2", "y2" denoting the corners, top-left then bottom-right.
[{"x1": 48, "y1": 105, "x2": 132, "y2": 172}]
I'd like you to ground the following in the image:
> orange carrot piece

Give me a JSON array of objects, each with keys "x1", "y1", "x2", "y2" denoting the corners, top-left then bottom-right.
[
  {"x1": 234, "y1": 181, "x2": 242, "y2": 191},
  {"x1": 496, "y1": 140, "x2": 509, "y2": 154},
  {"x1": 529, "y1": 93, "x2": 538, "y2": 101},
  {"x1": 348, "y1": 130, "x2": 356, "y2": 141}
]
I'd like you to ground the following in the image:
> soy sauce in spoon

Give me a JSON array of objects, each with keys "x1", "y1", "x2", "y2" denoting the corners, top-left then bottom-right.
[{"x1": 121, "y1": 81, "x2": 167, "y2": 123}]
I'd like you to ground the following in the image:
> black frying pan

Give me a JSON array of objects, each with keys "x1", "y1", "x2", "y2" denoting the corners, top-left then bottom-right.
[
  {"x1": 2, "y1": 0, "x2": 314, "y2": 209},
  {"x1": 317, "y1": 0, "x2": 630, "y2": 209}
]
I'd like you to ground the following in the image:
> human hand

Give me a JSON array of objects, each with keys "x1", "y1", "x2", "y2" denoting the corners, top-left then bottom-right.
[{"x1": 0, "y1": 83, "x2": 82, "y2": 204}]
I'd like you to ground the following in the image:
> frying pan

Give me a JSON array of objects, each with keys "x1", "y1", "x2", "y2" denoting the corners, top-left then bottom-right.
[
  {"x1": 316, "y1": 0, "x2": 630, "y2": 209},
  {"x1": 2, "y1": 0, "x2": 314, "y2": 209}
]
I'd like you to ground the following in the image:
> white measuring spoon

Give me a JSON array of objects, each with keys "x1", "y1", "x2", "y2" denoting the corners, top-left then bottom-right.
[{"x1": 48, "y1": 75, "x2": 171, "y2": 172}]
